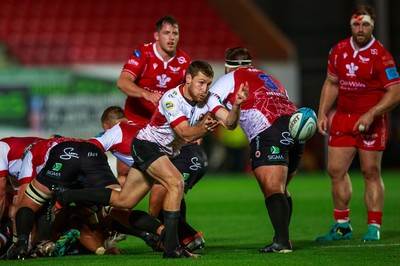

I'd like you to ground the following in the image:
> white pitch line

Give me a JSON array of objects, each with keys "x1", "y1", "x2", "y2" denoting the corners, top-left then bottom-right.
[{"x1": 312, "y1": 242, "x2": 400, "y2": 249}]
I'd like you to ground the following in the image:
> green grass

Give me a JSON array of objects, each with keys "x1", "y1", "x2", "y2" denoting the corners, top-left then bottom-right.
[{"x1": 5, "y1": 171, "x2": 400, "y2": 265}]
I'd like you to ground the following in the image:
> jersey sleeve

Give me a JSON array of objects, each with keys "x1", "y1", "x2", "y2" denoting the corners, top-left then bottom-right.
[
  {"x1": 327, "y1": 45, "x2": 338, "y2": 77},
  {"x1": 89, "y1": 124, "x2": 123, "y2": 152},
  {"x1": 121, "y1": 44, "x2": 148, "y2": 78},
  {"x1": 375, "y1": 51, "x2": 400, "y2": 89},
  {"x1": 208, "y1": 72, "x2": 238, "y2": 115},
  {"x1": 0, "y1": 141, "x2": 10, "y2": 177},
  {"x1": 159, "y1": 90, "x2": 187, "y2": 128}
]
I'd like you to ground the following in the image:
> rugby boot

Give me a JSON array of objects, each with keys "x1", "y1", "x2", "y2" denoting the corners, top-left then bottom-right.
[
  {"x1": 163, "y1": 247, "x2": 200, "y2": 258},
  {"x1": 361, "y1": 224, "x2": 380, "y2": 241},
  {"x1": 259, "y1": 240, "x2": 293, "y2": 253},
  {"x1": 316, "y1": 221, "x2": 353, "y2": 242}
]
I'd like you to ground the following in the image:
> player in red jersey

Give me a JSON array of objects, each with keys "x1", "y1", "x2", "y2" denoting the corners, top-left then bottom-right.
[
  {"x1": 117, "y1": 15, "x2": 207, "y2": 249},
  {"x1": 6, "y1": 137, "x2": 163, "y2": 260},
  {"x1": 117, "y1": 15, "x2": 190, "y2": 125},
  {"x1": 206, "y1": 47, "x2": 304, "y2": 253},
  {"x1": 0, "y1": 137, "x2": 45, "y2": 258},
  {"x1": 316, "y1": 5, "x2": 400, "y2": 242}
]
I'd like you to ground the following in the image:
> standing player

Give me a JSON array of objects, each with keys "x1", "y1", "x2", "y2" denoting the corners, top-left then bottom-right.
[
  {"x1": 316, "y1": 5, "x2": 400, "y2": 242},
  {"x1": 206, "y1": 47, "x2": 304, "y2": 253},
  {"x1": 117, "y1": 15, "x2": 207, "y2": 247}
]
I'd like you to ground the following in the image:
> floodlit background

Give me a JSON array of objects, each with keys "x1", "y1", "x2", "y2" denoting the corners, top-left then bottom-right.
[{"x1": 0, "y1": 0, "x2": 399, "y2": 172}]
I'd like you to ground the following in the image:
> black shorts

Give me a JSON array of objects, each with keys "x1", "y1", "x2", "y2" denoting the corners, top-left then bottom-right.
[
  {"x1": 131, "y1": 139, "x2": 208, "y2": 193},
  {"x1": 130, "y1": 138, "x2": 166, "y2": 172},
  {"x1": 171, "y1": 143, "x2": 208, "y2": 193},
  {"x1": 250, "y1": 116, "x2": 305, "y2": 174},
  {"x1": 36, "y1": 141, "x2": 119, "y2": 189}
]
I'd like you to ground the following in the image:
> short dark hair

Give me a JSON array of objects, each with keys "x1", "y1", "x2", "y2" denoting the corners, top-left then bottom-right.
[
  {"x1": 352, "y1": 4, "x2": 376, "y2": 21},
  {"x1": 155, "y1": 15, "x2": 179, "y2": 32},
  {"x1": 187, "y1": 60, "x2": 214, "y2": 79},
  {"x1": 101, "y1": 106, "x2": 125, "y2": 125}
]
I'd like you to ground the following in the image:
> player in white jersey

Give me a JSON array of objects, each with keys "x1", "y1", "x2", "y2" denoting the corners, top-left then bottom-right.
[
  {"x1": 54, "y1": 60, "x2": 248, "y2": 258},
  {"x1": 207, "y1": 47, "x2": 305, "y2": 253}
]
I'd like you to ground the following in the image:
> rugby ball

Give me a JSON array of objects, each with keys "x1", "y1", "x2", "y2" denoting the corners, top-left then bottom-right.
[{"x1": 289, "y1": 107, "x2": 317, "y2": 142}]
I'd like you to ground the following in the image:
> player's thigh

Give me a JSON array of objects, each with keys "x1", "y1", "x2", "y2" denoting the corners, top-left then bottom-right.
[
  {"x1": 254, "y1": 165, "x2": 288, "y2": 195},
  {"x1": 358, "y1": 149, "x2": 383, "y2": 175},
  {"x1": 146, "y1": 156, "x2": 183, "y2": 189},
  {"x1": 114, "y1": 168, "x2": 152, "y2": 209},
  {"x1": 327, "y1": 146, "x2": 357, "y2": 175}
]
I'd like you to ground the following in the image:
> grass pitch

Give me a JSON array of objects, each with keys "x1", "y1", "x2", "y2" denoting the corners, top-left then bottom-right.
[{"x1": 5, "y1": 170, "x2": 400, "y2": 265}]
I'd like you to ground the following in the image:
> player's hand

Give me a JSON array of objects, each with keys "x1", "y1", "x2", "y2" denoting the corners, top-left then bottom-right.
[
  {"x1": 234, "y1": 82, "x2": 249, "y2": 106},
  {"x1": 203, "y1": 113, "x2": 219, "y2": 132},
  {"x1": 353, "y1": 111, "x2": 374, "y2": 132},
  {"x1": 317, "y1": 115, "x2": 329, "y2": 136},
  {"x1": 144, "y1": 91, "x2": 162, "y2": 106}
]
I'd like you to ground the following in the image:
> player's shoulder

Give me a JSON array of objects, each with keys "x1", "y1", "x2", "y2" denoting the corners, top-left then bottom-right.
[{"x1": 175, "y1": 48, "x2": 191, "y2": 64}]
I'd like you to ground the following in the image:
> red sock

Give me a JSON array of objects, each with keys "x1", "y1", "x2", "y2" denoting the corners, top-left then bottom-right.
[
  {"x1": 367, "y1": 211, "x2": 382, "y2": 225},
  {"x1": 334, "y1": 209, "x2": 350, "y2": 222}
]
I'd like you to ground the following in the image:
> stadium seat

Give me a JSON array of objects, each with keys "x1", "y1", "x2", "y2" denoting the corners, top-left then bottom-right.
[{"x1": 0, "y1": 0, "x2": 247, "y2": 65}]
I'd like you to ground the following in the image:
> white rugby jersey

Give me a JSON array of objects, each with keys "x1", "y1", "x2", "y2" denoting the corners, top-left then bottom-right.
[
  {"x1": 136, "y1": 84, "x2": 210, "y2": 156},
  {"x1": 0, "y1": 137, "x2": 44, "y2": 192},
  {"x1": 208, "y1": 67, "x2": 297, "y2": 142},
  {"x1": 89, "y1": 121, "x2": 140, "y2": 166}
]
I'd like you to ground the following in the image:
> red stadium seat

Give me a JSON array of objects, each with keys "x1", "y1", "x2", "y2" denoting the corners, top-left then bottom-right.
[{"x1": 0, "y1": 0, "x2": 247, "y2": 65}]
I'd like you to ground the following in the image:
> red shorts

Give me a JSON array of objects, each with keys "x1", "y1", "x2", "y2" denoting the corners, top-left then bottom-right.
[{"x1": 328, "y1": 111, "x2": 388, "y2": 151}]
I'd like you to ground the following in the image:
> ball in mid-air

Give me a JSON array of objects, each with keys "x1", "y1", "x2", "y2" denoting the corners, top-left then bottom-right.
[{"x1": 289, "y1": 107, "x2": 317, "y2": 141}]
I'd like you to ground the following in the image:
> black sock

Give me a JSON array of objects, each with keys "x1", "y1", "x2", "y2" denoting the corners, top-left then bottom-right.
[
  {"x1": 287, "y1": 196, "x2": 293, "y2": 226},
  {"x1": 34, "y1": 206, "x2": 52, "y2": 242},
  {"x1": 16, "y1": 207, "x2": 35, "y2": 243},
  {"x1": 128, "y1": 210, "x2": 162, "y2": 234},
  {"x1": 177, "y1": 216, "x2": 197, "y2": 243},
  {"x1": 62, "y1": 187, "x2": 112, "y2": 205},
  {"x1": 180, "y1": 199, "x2": 187, "y2": 219},
  {"x1": 265, "y1": 193, "x2": 290, "y2": 243},
  {"x1": 111, "y1": 220, "x2": 142, "y2": 237},
  {"x1": 162, "y1": 210, "x2": 180, "y2": 253}
]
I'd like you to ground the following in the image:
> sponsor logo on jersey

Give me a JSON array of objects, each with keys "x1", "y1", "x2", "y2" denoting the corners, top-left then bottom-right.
[
  {"x1": 60, "y1": 147, "x2": 79, "y2": 160},
  {"x1": 169, "y1": 66, "x2": 181, "y2": 73},
  {"x1": 87, "y1": 152, "x2": 98, "y2": 157},
  {"x1": 164, "y1": 101, "x2": 174, "y2": 110},
  {"x1": 385, "y1": 67, "x2": 399, "y2": 80},
  {"x1": 189, "y1": 157, "x2": 202, "y2": 171},
  {"x1": 268, "y1": 146, "x2": 284, "y2": 161},
  {"x1": 345, "y1": 62, "x2": 358, "y2": 77},
  {"x1": 270, "y1": 146, "x2": 280, "y2": 154},
  {"x1": 177, "y1": 56, "x2": 187, "y2": 64},
  {"x1": 52, "y1": 163, "x2": 62, "y2": 171},
  {"x1": 280, "y1": 132, "x2": 294, "y2": 146},
  {"x1": 370, "y1": 49, "x2": 378, "y2": 55},
  {"x1": 153, "y1": 63, "x2": 158, "y2": 69},
  {"x1": 343, "y1": 53, "x2": 348, "y2": 59},
  {"x1": 183, "y1": 173, "x2": 190, "y2": 181},
  {"x1": 133, "y1": 49, "x2": 141, "y2": 58},
  {"x1": 47, "y1": 163, "x2": 62, "y2": 177},
  {"x1": 267, "y1": 154, "x2": 284, "y2": 161},
  {"x1": 156, "y1": 74, "x2": 171, "y2": 88},
  {"x1": 359, "y1": 55, "x2": 370, "y2": 63},
  {"x1": 127, "y1": 59, "x2": 139, "y2": 66},
  {"x1": 363, "y1": 139, "x2": 376, "y2": 147},
  {"x1": 46, "y1": 170, "x2": 61, "y2": 177}
]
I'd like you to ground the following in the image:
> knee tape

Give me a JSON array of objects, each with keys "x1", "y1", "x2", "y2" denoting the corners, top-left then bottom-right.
[{"x1": 25, "y1": 183, "x2": 51, "y2": 206}]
